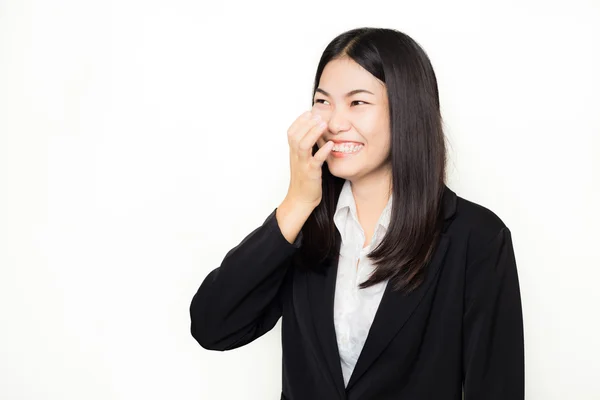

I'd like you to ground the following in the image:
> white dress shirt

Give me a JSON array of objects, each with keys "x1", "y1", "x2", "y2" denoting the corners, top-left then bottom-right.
[{"x1": 332, "y1": 179, "x2": 392, "y2": 387}]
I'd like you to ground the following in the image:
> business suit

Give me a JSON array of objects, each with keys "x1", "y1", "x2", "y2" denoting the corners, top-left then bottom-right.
[{"x1": 190, "y1": 185, "x2": 525, "y2": 399}]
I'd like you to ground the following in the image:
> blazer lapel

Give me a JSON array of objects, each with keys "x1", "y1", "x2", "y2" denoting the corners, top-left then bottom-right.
[
  {"x1": 306, "y1": 185, "x2": 458, "y2": 395},
  {"x1": 345, "y1": 234, "x2": 450, "y2": 390},
  {"x1": 306, "y1": 234, "x2": 346, "y2": 399}
]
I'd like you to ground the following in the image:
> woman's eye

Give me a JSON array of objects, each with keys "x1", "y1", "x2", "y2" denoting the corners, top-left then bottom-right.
[{"x1": 313, "y1": 99, "x2": 367, "y2": 106}]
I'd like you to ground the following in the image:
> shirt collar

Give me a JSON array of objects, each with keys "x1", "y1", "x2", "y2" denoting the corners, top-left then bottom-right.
[{"x1": 333, "y1": 180, "x2": 393, "y2": 243}]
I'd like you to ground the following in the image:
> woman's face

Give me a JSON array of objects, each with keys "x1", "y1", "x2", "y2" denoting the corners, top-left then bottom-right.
[{"x1": 314, "y1": 57, "x2": 391, "y2": 181}]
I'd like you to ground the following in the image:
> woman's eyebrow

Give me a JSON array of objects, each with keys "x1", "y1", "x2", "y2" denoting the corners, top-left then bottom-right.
[{"x1": 315, "y1": 88, "x2": 375, "y2": 97}]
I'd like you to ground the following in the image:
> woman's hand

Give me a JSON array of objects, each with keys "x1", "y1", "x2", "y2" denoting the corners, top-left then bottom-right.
[{"x1": 284, "y1": 110, "x2": 334, "y2": 209}]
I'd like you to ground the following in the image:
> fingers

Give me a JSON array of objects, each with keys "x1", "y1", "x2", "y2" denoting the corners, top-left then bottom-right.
[
  {"x1": 297, "y1": 117, "x2": 328, "y2": 161},
  {"x1": 288, "y1": 112, "x2": 324, "y2": 156},
  {"x1": 312, "y1": 140, "x2": 334, "y2": 166},
  {"x1": 287, "y1": 110, "x2": 333, "y2": 169},
  {"x1": 287, "y1": 110, "x2": 312, "y2": 139}
]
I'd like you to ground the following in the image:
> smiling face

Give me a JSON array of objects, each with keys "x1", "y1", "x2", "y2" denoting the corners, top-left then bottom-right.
[{"x1": 314, "y1": 57, "x2": 392, "y2": 182}]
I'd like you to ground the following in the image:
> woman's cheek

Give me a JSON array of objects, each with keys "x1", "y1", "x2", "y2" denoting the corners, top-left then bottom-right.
[
  {"x1": 312, "y1": 111, "x2": 326, "y2": 121},
  {"x1": 311, "y1": 104, "x2": 328, "y2": 117}
]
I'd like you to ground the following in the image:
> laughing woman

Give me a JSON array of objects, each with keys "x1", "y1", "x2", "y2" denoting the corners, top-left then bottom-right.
[{"x1": 190, "y1": 27, "x2": 525, "y2": 400}]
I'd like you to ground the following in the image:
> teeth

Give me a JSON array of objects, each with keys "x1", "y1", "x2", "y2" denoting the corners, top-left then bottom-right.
[{"x1": 332, "y1": 143, "x2": 363, "y2": 153}]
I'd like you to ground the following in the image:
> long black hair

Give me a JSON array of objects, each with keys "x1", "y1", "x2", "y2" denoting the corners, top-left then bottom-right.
[{"x1": 296, "y1": 27, "x2": 448, "y2": 295}]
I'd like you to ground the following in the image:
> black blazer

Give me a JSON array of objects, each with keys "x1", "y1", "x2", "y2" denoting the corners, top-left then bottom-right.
[{"x1": 190, "y1": 186, "x2": 525, "y2": 399}]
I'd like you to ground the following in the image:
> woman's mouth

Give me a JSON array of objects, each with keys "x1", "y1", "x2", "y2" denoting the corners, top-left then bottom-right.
[{"x1": 331, "y1": 143, "x2": 364, "y2": 158}]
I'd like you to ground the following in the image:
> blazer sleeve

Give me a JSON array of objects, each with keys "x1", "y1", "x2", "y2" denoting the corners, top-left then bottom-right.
[
  {"x1": 189, "y1": 207, "x2": 303, "y2": 351},
  {"x1": 462, "y1": 226, "x2": 525, "y2": 399}
]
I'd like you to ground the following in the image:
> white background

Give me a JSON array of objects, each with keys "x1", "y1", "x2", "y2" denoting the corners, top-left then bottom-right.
[{"x1": 1, "y1": 0, "x2": 599, "y2": 399}]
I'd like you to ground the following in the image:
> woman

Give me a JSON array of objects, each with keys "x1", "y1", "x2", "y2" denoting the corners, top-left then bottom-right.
[{"x1": 190, "y1": 27, "x2": 525, "y2": 399}]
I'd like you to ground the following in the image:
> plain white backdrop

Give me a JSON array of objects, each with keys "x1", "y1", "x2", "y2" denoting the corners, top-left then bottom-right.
[{"x1": 1, "y1": 0, "x2": 599, "y2": 399}]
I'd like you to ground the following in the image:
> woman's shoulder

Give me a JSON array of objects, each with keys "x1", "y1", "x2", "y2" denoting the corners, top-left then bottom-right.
[
  {"x1": 449, "y1": 192, "x2": 511, "y2": 259},
  {"x1": 454, "y1": 193, "x2": 507, "y2": 231}
]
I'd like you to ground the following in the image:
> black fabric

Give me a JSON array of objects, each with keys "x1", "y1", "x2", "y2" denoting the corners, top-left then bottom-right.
[{"x1": 190, "y1": 186, "x2": 525, "y2": 399}]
